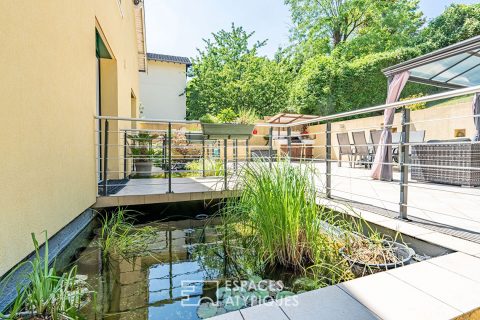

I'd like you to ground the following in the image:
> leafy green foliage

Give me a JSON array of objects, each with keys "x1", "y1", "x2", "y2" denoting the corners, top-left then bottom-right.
[
  {"x1": 0, "y1": 232, "x2": 91, "y2": 319},
  {"x1": 198, "y1": 114, "x2": 219, "y2": 124},
  {"x1": 128, "y1": 132, "x2": 159, "y2": 163},
  {"x1": 217, "y1": 108, "x2": 238, "y2": 123},
  {"x1": 98, "y1": 209, "x2": 157, "y2": 261},
  {"x1": 289, "y1": 48, "x2": 438, "y2": 115},
  {"x1": 187, "y1": 2, "x2": 480, "y2": 119},
  {"x1": 199, "y1": 108, "x2": 258, "y2": 124},
  {"x1": 416, "y1": 4, "x2": 480, "y2": 53},
  {"x1": 186, "y1": 158, "x2": 224, "y2": 177},
  {"x1": 187, "y1": 24, "x2": 292, "y2": 119},
  {"x1": 223, "y1": 161, "x2": 354, "y2": 284},
  {"x1": 237, "y1": 109, "x2": 259, "y2": 125},
  {"x1": 285, "y1": 0, "x2": 424, "y2": 60}
]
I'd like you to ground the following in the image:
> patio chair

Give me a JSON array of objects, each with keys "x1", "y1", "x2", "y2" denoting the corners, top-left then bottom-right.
[
  {"x1": 352, "y1": 131, "x2": 370, "y2": 168},
  {"x1": 393, "y1": 130, "x2": 426, "y2": 162},
  {"x1": 410, "y1": 130, "x2": 426, "y2": 145},
  {"x1": 392, "y1": 132, "x2": 402, "y2": 163},
  {"x1": 337, "y1": 132, "x2": 354, "y2": 167},
  {"x1": 370, "y1": 130, "x2": 382, "y2": 155}
]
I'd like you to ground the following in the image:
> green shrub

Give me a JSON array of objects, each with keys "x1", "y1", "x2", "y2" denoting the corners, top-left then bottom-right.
[
  {"x1": 401, "y1": 93, "x2": 427, "y2": 111},
  {"x1": 237, "y1": 108, "x2": 258, "y2": 125},
  {"x1": 186, "y1": 158, "x2": 224, "y2": 177},
  {"x1": 217, "y1": 108, "x2": 238, "y2": 123},
  {"x1": 199, "y1": 114, "x2": 219, "y2": 123},
  {"x1": 289, "y1": 48, "x2": 439, "y2": 116}
]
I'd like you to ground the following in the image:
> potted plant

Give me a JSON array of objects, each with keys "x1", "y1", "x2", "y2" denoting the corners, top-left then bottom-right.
[
  {"x1": 200, "y1": 108, "x2": 258, "y2": 139},
  {"x1": 339, "y1": 235, "x2": 414, "y2": 277},
  {"x1": 128, "y1": 131, "x2": 159, "y2": 177}
]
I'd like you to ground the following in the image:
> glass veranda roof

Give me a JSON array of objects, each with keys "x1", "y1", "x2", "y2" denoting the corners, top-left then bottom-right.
[{"x1": 383, "y1": 36, "x2": 480, "y2": 89}]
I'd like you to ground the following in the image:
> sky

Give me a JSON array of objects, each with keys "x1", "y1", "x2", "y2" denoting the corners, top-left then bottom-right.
[{"x1": 144, "y1": 0, "x2": 479, "y2": 59}]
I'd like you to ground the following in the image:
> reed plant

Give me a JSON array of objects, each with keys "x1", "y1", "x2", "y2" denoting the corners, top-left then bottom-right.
[
  {"x1": 220, "y1": 160, "x2": 354, "y2": 285},
  {"x1": 0, "y1": 232, "x2": 90, "y2": 320},
  {"x1": 98, "y1": 208, "x2": 157, "y2": 261}
]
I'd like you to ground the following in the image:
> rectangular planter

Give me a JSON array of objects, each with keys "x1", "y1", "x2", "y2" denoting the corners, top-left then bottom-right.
[
  {"x1": 201, "y1": 123, "x2": 254, "y2": 140},
  {"x1": 186, "y1": 132, "x2": 216, "y2": 145}
]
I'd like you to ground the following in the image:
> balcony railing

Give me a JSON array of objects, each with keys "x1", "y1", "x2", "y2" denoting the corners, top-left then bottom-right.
[{"x1": 95, "y1": 84, "x2": 480, "y2": 239}]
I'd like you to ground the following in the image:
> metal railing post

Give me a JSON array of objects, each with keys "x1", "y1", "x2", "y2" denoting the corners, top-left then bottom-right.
[
  {"x1": 287, "y1": 127, "x2": 292, "y2": 160},
  {"x1": 168, "y1": 122, "x2": 173, "y2": 193},
  {"x1": 234, "y1": 139, "x2": 238, "y2": 173},
  {"x1": 245, "y1": 138, "x2": 249, "y2": 167},
  {"x1": 223, "y1": 139, "x2": 228, "y2": 190},
  {"x1": 202, "y1": 135, "x2": 206, "y2": 177},
  {"x1": 102, "y1": 119, "x2": 109, "y2": 196},
  {"x1": 268, "y1": 127, "x2": 273, "y2": 169},
  {"x1": 123, "y1": 130, "x2": 127, "y2": 179},
  {"x1": 399, "y1": 108, "x2": 410, "y2": 220},
  {"x1": 326, "y1": 122, "x2": 332, "y2": 198}
]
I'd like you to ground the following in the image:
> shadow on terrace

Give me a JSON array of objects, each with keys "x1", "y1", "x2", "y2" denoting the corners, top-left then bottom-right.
[{"x1": 96, "y1": 36, "x2": 480, "y2": 244}]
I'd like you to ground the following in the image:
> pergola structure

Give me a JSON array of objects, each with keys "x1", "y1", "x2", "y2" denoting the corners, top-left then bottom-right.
[
  {"x1": 266, "y1": 113, "x2": 320, "y2": 125},
  {"x1": 382, "y1": 35, "x2": 480, "y2": 89},
  {"x1": 372, "y1": 36, "x2": 480, "y2": 182},
  {"x1": 267, "y1": 113, "x2": 320, "y2": 137}
]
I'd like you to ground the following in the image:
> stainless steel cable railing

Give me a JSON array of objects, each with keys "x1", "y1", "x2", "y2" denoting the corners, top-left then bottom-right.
[{"x1": 95, "y1": 84, "x2": 480, "y2": 238}]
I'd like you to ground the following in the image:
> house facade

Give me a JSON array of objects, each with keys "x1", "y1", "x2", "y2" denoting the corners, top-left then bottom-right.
[
  {"x1": 0, "y1": 0, "x2": 146, "y2": 277},
  {"x1": 139, "y1": 53, "x2": 191, "y2": 120}
]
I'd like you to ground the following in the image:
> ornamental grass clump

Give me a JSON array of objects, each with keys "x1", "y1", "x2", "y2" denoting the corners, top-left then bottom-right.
[
  {"x1": 0, "y1": 233, "x2": 92, "y2": 320},
  {"x1": 223, "y1": 161, "x2": 353, "y2": 284},
  {"x1": 98, "y1": 208, "x2": 157, "y2": 261}
]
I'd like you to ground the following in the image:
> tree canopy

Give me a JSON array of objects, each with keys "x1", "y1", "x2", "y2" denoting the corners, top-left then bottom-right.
[
  {"x1": 416, "y1": 4, "x2": 480, "y2": 53},
  {"x1": 186, "y1": 24, "x2": 292, "y2": 119},
  {"x1": 185, "y1": 2, "x2": 480, "y2": 119}
]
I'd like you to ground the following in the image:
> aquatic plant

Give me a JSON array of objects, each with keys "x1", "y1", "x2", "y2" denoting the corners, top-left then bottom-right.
[
  {"x1": 0, "y1": 232, "x2": 91, "y2": 320},
  {"x1": 220, "y1": 161, "x2": 354, "y2": 285},
  {"x1": 98, "y1": 208, "x2": 158, "y2": 260}
]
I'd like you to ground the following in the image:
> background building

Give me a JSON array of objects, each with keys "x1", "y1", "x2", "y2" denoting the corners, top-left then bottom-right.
[{"x1": 140, "y1": 53, "x2": 191, "y2": 120}]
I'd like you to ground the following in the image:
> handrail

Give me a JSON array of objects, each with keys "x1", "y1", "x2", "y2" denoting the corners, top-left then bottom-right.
[
  {"x1": 95, "y1": 84, "x2": 480, "y2": 129},
  {"x1": 256, "y1": 84, "x2": 480, "y2": 128},
  {"x1": 95, "y1": 115, "x2": 200, "y2": 124}
]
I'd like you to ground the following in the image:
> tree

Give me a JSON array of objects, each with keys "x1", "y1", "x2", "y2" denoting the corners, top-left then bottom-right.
[
  {"x1": 186, "y1": 24, "x2": 292, "y2": 119},
  {"x1": 416, "y1": 4, "x2": 480, "y2": 53},
  {"x1": 289, "y1": 48, "x2": 437, "y2": 116},
  {"x1": 284, "y1": 0, "x2": 424, "y2": 60}
]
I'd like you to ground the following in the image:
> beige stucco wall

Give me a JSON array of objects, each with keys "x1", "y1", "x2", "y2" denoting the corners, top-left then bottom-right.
[
  {"x1": 308, "y1": 101, "x2": 476, "y2": 160},
  {"x1": 0, "y1": 0, "x2": 141, "y2": 276},
  {"x1": 137, "y1": 101, "x2": 475, "y2": 163},
  {"x1": 140, "y1": 60, "x2": 188, "y2": 120}
]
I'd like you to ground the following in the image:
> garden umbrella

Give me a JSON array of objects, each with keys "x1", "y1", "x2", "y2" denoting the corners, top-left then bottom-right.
[
  {"x1": 371, "y1": 71, "x2": 410, "y2": 181},
  {"x1": 473, "y1": 93, "x2": 480, "y2": 141}
]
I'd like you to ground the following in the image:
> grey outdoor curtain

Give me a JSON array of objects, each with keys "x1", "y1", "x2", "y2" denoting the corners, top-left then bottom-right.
[
  {"x1": 371, "y1": 71, "x2": 410, "y2": 181},
  {"x1": 473, "y1": 93, "x2": 480, "y2": 141}
]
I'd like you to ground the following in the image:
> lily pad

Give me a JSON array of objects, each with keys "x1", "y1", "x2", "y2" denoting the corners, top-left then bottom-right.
[
  {"x1": 224, "y1": 295, "x2": 246, "y2": 311},
  {"x1": 292, "y1": 277, "x2": 320, "y2": 291},
  {"x1": 248, "y1": 275, "x2": 262, "y2": 284},
  {"x1": 276, "y1": 291, "x2": 295, "y2": 299},
  {"x1": 216, "y1": 287, "x2": 232, "y2": 300},
  {"x1": 197, "y1": 303, "x2": 218, "y2": 319}
]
